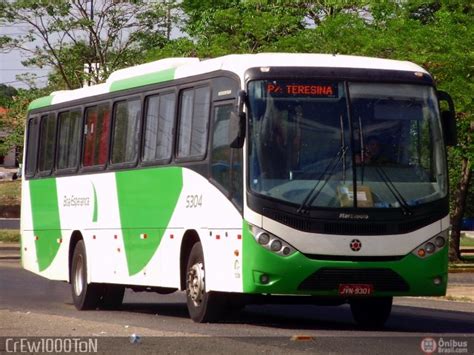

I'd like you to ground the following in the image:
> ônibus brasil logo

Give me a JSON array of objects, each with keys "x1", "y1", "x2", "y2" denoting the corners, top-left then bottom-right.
[{"x1": 420, "y1": 337, "x2": 437, "y2": 354}]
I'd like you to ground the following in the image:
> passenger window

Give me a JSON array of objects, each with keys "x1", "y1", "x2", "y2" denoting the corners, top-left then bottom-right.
[
  {"x1": 57, "y1": 109, "x2": 82, "y2": 170},
  {"x1": 111, "y1": 98, "x2": 141, "y2": 165},
  {"x1": 37, "y1": 113, "x2": 57, "y2": 173},
  {"x1": 143, "y1": 93, "x2": 175, "y2": 162},
  {"x1": 83, "y1": 103, "x2": 110, "y2": 167},
  {"x1": 177, "y1": 86, "x2": 210, "y2": 159},
  {"x1": 25, "y1": 117, "x2": 40, "y2": 177}
]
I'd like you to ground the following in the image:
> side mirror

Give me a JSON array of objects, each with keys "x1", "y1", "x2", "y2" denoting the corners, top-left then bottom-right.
[
  {"x1": 438, "y1": 91, "x2": 457, "y2": 146},
  {"x1": 230, "y1": 90, "x2": 247, "y2": 148}
]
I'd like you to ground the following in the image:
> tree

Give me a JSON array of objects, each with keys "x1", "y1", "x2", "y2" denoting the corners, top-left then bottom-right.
[
  {"x1": 0, "y1": 84, "x2": 18, "y2": 108},
  {"x1": 180, "y1": 0, "x2": 306, "y2": 56},
  {"x1": 172, "y1": 0, "x2": 473, "y2": 261},
  {"x1": 0, "y1": 88, "x2": 49, "y2": 162},
  {"x1": 0, "y1": 0, "x2": 177, "y2": 89}
]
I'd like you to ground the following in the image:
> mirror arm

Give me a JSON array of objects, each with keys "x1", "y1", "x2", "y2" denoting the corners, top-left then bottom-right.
[{"x1": 437, "y1": 90, "x2": 457, "y2": 146}]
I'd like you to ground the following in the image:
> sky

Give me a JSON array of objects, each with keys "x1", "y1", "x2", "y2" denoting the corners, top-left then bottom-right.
[
  {"x1": 0, "y1": 24, "x2": 51, "y2": 89},
  {"x1": 0, "y1": 1, "x2": 183, "y2": 90}
]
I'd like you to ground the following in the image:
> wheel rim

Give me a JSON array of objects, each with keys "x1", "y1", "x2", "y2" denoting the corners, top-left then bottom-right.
[
  {"x1": 74, "y1": 255, "x2": 84, "y2": 296},
  {"x1": 187, "y1": 262, "x2": 205, "y2": 307}
]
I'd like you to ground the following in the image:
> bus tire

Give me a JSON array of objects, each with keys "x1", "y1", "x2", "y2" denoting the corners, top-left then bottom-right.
[
  {"x1": 185, "y1": 242, "x2": 225, "y2": 323},
  {"x1": 350, "y1": 296, "x2": 393, "y2": 329},
  {"x1": 71, "y1": 240, "x2": 101, "y2": 310},
  {"x1": 98, "y1": 284, "x2": 125, "y2": 310}
]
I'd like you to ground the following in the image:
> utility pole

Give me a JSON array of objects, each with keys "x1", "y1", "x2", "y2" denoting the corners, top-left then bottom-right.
[{"x1": 87, "y1": 0, "x2": 94, "y2": 86}]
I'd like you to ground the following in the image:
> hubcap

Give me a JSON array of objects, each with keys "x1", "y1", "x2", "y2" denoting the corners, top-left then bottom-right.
[
  {"x1": 187, "y1": 262, "x2": 205, "y2": 307},
  {"x1": 74, "y1": 255, "x2": 84, "y2": 296}
]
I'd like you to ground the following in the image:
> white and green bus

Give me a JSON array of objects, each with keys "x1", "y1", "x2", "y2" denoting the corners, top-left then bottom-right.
[{"x1": 21, "y1": 53, "x2": 456, "y2": 327}]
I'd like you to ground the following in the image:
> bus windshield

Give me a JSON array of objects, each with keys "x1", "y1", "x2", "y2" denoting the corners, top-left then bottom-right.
[{"x1": 248, "y1": 80, "x2": 447, "y2": 209}]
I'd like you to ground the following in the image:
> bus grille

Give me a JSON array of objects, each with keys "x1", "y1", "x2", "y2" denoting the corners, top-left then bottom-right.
[
  {"x1": 263, "y1": 208, "x2": 441, "y2": 235},
  {"x1": 298, "y1": 268, "x2": 410, "y2": 292}
]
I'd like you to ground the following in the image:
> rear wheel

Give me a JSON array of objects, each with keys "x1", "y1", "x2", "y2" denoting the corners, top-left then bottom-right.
[
  {"x1": 98, "y1": 284, "x2": 125, "y2": 310},
  {"x1": 185, "y1": 242, "x2": 225, "y2": 322},
  {"x1": 350, "y1": 297, "x2": 393, "y2": 328},
  {"x1": 71, "y1": 240, "x2": 125, "y2": 310},
  {"x1": 71, "y1": 240, "x2": 101, "y2": 310}
]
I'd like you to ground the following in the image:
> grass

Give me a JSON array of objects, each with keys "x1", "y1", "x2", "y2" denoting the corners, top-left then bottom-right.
[
  {"x1": 443, "y1": 295, "x2": 473, "y2": 302},
  {"x1": 0, "y1": 229, "x2": 20, "y2": 243},
  {"x1": 0, "y1": 180, "x2": 21, "y2": 206},
  {"x1": 460, "y1": 233, "x2": 474, "y2": 248}
]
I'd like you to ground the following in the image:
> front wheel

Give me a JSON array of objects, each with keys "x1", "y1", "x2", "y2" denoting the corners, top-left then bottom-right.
[
  {"x1": 350, "y1": 297, "x2": 393, "y2": 328},
  {"x1": 185, "y1": 242, "x2": 225, "y2": 323}
]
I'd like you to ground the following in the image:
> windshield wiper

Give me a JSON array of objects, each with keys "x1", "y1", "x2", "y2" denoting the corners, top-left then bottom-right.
[
  {"x1": 297, "y1": 114, "x2": 348, "y2": 214},
  {"x1": 296, "y1": 145, "x2": 347, "y2": 214},
  {"x1": 375, "y1": 166, "x2": 413, "y2": 215}
]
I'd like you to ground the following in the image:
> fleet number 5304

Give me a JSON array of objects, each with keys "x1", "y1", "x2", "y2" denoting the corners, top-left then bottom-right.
[{"x1": 186, "y1": 194, "x2": 203, "y2": 208}]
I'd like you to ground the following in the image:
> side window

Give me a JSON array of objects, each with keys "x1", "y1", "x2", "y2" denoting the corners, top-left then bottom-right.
[
  {"x1": 143, "y1": 93, "x2": 176, "y2": 163},
  {"x1": 83, "y1": 103, "x2": 110, "y2": 167},
  {"x1": 57, "y1": 109, "x2": 82, "y2": 170},
  {"x1": 111, "y1": 98, "x2": 141, "y2": 165},
  {"x1": 37, "y1": 113, "x2": 57, "y2": 173},
  {"x1": 211, "y1": 104, "x2": 233, "y2": 191},
  {"x1": 177, "y1": 86, "x2": 210, "y2": 159},
  {"x1": 25, "y1": 117, "x2": 40, "y2": 177}
]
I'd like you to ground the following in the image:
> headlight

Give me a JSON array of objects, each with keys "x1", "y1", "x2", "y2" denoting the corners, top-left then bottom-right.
[
  {"x1": 249, "y1": 225, "x2": 297, "y2": 257},
  {"x1": 412, "y1": 230, "x2": 448, "y2": 259},
  {"x1": 257, "y1": 233, "x2": 270, "y2": 245},
  {"x1": 434, "y1": 236, "x2": 446, "y2": 248}
]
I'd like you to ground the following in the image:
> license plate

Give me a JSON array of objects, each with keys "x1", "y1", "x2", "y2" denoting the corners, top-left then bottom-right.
[{"x1": 338, "y1": 284, "x2": 373, "y2": 296}]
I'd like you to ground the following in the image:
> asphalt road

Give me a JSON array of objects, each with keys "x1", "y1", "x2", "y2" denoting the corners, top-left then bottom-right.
[
  {"x1": 0, "y1": 218, "x2": 19, "y2": 230},
  {"x1": 1, "y1": 259, "x2": 473, "y2": 354}
]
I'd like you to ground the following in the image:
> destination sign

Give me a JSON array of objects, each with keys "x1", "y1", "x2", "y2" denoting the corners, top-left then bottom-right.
[{"x1": 266, "y1": 81, "x2": 338, "y2": 98}]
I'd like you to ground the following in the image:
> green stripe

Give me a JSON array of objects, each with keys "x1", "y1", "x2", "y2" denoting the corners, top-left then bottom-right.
[
  {"x1": 29, "y1": 179, "x2": 62, "y2": 271},
  {"x1": 28, "y1": 96, "x2": 54, "y2": 111},
  {"x1": 92, "y1": 184, "x2": 98, "y2": 222},
  {"x1": 115, "y1": 167, "x2": 183, "y2": 276},
  {"x1": 110, "y1": 68, "x2": 176, "y2": 92}
]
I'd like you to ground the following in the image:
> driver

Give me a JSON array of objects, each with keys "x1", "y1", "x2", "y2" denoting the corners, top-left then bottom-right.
[{"x1": 356, "y1": 136, "x2": 391, "y2": 165}]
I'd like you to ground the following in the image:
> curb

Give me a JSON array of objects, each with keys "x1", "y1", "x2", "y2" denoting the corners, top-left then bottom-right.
[{"x1": 0, "y1": 255, "x2": 20, "y2": 260}]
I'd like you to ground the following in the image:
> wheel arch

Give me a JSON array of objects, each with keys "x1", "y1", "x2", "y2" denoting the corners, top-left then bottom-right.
[
  {"x1": 179, "y1": 229, "x2": 201, "y2": 290},
  {"x1": 68, "y1": 230, "x2": 84, "y2": 283}
]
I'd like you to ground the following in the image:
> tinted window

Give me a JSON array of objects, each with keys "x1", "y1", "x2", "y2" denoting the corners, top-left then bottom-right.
[
  {"x1": 177, "y1": 87, "x2": 210, "y2": 159},
  {"x1": 25, "y1": 117, "x2": 40, "y2": 177},
  {"x1": 143, "y1": 93, "x2": 175, "y2": 162},
  {"x1": 83, "y1": 104, "x2": 110, "y2": 167},
  {"x1": 211, "y1": 104, "x2": 233, "y2": 191},
  {"x1": 38, "y1": 113, "x2": 57, "y2": 173},
  {"x1": 57, "y1": 109, "x2": 82, "y2": 170},
  {"x1": 111, "y1": 98, "x2": 141, "y2": 164}
]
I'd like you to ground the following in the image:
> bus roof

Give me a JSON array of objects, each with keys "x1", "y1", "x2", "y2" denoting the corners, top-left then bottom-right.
[{"x1": 28, "y1": 53, "x2": 429, "y2": 111}]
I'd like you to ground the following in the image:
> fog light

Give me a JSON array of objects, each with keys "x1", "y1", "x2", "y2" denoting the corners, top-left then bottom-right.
[
  {"x1": 425, "y1": 242, "x2": 436, "y2": 254},
  {"x1": 270, "y1": 240, "x2": 283, "y2": 252},
  {"x1": 258, "y1": 233, "x2": 270, "y2": 245},
  {"x1": 260, "y1": 274, "x2": 270, "y2": 284},
  {"x1": 434, "y1": 236, "x2": 446, "y2": 248},
  {"x1": 433, "y1": 276, "x2": 442, "y2": 285}
]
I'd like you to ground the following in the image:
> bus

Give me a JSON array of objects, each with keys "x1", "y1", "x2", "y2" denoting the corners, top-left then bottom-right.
[{"x1": 21, "y1": 53, "x2": 456, "y2": 327}]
